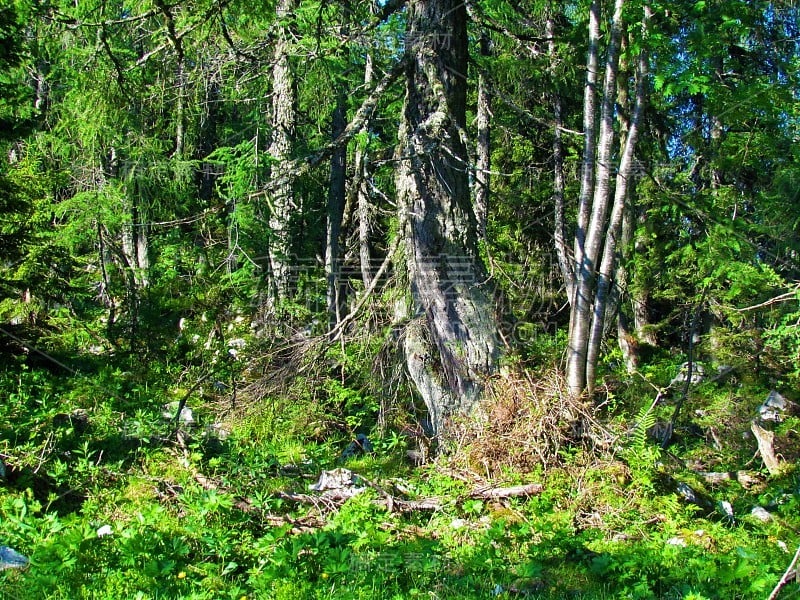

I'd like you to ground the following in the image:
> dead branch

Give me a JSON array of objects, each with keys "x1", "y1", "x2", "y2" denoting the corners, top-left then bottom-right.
[
  {"x1": 468, "y1": 483, "x2": 544, "y2": 499},
  {"x1": 751, "y1": 421, "x2": 784, "y2": 476},
  {"x1": 736, "y1": 286, "x2": 799, "y2": 312},
  {"x1": 768, "y1": 544, "x2": 800, "y2": 600}
]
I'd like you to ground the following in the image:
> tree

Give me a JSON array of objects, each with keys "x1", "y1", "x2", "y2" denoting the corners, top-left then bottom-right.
[
  {"x1": 396, "y1": 0, "x2": 500, "y2": 437},
  {"x1": 0, "y1": 1, "x2": 35, "y2": 308},
  {"x1": 566, "y1": 0, "x2": 651, "y2": 396},
  {"x1": 264, "y1": 0, "x2": 299, "y2": 306}
]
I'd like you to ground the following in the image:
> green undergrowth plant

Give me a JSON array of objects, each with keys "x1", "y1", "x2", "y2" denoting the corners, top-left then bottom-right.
[{"x1": 2, "y1": 347, "x2": 800, "y2": 599}]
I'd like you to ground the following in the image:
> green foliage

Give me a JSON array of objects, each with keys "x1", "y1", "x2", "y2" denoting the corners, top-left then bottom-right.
[
  {"x1": 0, "y1": 0, "x2": 799, "y2": 598},
  {"x1": 2, "y1": 357, "x2": 800, "y2": 599}
]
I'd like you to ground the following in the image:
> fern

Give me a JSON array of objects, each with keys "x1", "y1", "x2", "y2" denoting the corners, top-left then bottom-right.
[{"x1": 629, "y1": 399, "x2": 658, "y2": 458}]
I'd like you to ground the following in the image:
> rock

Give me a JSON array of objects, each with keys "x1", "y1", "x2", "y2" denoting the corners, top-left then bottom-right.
[
  {"x1": 53, "y1": 409, "x2": 90, "y2": 435},
  {"x1": 759, "y1": 390, "x2": 788, "y2": 423},
  {"x1": 96, "y1": 524, "x2": 113, "y2": 537},
  {"x1": 162, "y1": 401, "x2": 196, "y2": 426},
  {"x1": 750, "y1": 506, "x2": 773, "y2": 522},
  {"x1": 676, "y1": 482, "x2": 702, "y2": 505},
  {"x1": 0, "y1": 546, "x2": 29, "y2": 570},
  {"x1": 205, "y1": 423, "x2": 230, "y2": 440},
  {"x1": 227, "y1": 338, "x2": 246, "y2": 359},
  {"x1": 717, "y1": 500, "x2": 734, "y2": 522},
  {"x1": 341, "y1": 434, "x2": 373, "y2": 459},
  {"x1": 670, "y1": 362, "x2": 706, "y2": 387},
  {"x1": 309, "y1": 468, "x2": 361, "y2": 492},
  {"x1": 666, "y1": 536, "x2": 688, "y2": 547}
]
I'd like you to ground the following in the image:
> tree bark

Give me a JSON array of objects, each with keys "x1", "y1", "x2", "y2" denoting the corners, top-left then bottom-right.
[
  {"x1": 568, "y1": 0, "x2": 625, "y2": 396},
  {"x1": 265, "y1": 0, "x2": 298, "y2": 305},
  {"x1": 585, "y1": 9, "x2": 650, "y2": 391},
  {"x1": 549, "y1": 14, "x2": 572, "y2": 297},
  {"x1": 326, "y1": 95, "x2": 347, "y2": 329},
  {"x1": 474, "y1": 33, "x2": 492, "y2": 240},
  {"x1": 326, "y1": 8, "x2": 349, "y2": 330},
  {"x1": 567, "y1": 0, "x2": 656, "y2": 397},
  {"x1": 355, "y1": 54, "x2": 375, "y2": 290},
  {"x1": 396, "y1": 0, "x2": 499, "y2": 438},
  {"x1": 572, "y1": 0, "x2": 601, "y2": 290}
]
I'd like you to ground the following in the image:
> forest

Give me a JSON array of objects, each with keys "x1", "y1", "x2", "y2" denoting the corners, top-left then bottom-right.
[{"x1": 1, "y1": 0, "x2": 799, "y2": 598}]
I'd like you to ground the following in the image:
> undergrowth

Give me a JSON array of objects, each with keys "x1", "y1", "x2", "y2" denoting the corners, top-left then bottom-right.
[{"x1": 1, "y1": 342, "x2": 799, "y2": 600}]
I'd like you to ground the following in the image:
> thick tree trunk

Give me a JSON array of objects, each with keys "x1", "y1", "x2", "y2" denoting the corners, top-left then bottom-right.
[
  {"x1": 266, "y1": 0, "x2": 297, "y2": 304},
  {"x1": 396, "y1": 0, "x2": 499, "y2": 438}
]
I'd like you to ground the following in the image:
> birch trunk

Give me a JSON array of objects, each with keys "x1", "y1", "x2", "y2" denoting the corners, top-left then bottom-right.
[
  {"x1": 568, "y1": 0, "x2": 646, "y2": 396},
  {"x1": 585, "y1": 9, "x2": 650, "y2": 392}
]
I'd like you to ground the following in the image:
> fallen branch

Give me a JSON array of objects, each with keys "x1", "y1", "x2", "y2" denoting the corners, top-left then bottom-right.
[
  {"x1": 174, "y1": 443, "x2": 542, "y2": 530},
  {"x1": 768, "y1": 544, "x2": 800, "y2": 600},
  {"x1": 468, "y1": 483, "x2": 544, "y2": 499},
  {"x1": 278, "y1": 487, "x2": 442, "y2": 513}
]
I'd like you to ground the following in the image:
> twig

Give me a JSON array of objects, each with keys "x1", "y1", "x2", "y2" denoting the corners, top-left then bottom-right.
[
  {"x1": 329, "y1": 233, "x2": 402, "y2": 341},
  {"x1": 736, "y1": 286, "x2": 799, "y2": 312},
  {"x1": 768, "y1": 544, "x2": 800, "y2": 600}
]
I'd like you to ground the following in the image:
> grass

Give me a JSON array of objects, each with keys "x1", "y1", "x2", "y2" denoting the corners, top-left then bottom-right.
[{"x1": 1, "y1": 351, "x2": 799, "y2": 600}]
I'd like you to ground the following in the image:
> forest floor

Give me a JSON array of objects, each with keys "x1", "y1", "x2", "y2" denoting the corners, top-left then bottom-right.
[{"x1": 1, "y1": 344, "x2": 799, "y2": 600}]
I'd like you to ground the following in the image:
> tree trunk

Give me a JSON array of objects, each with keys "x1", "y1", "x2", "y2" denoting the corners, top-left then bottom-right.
[
  {"x1": 396, "y1": 0, "x2": 499, "y2": 438},
  {"x1": 326, "y1": 4, "x2": 352, "y2": 330},
  {"x1": 474, "y1": 33, "x2": 492, "y2": 240},
  {"x1": 568, "y1": 0, "x2": 646, "y2": 397},
  {"x1": 355, "y1": 54, "x2": 375, "y2": 290},
  {"x1": 549, "y1": 14, "x2": 571, "y2": 297},
  {"x1": 568, "y1": 0, "x2": 624, "y2": 396},
  {"x1": 266, "y1": 0, "x2": 297, "y2": 305},
  {"x1": 326, "y1": 89, "x2": 347, "y2": 329},
  {"x1": 585, "y1": 9, "x2": 650, "y2": 391},
  {"x1": 572, "y1": 0, "x2": 601, "y2": 289}
]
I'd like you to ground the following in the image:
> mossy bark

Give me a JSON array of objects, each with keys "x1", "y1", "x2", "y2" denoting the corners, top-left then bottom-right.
[{"x1": 395, "y1": 0, "x2": 499, "y2": 438}]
